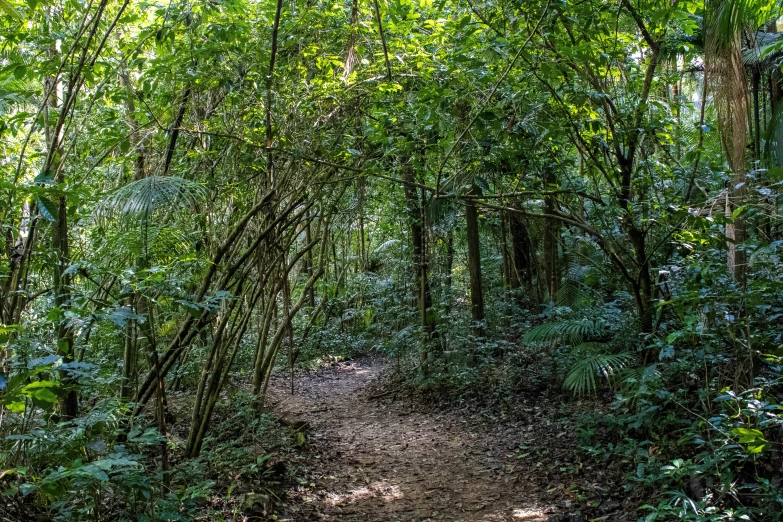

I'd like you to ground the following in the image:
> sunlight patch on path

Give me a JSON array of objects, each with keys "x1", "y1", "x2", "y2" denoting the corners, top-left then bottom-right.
[
  {"x1": 273, "y1": 360, "x2": 561, "y2": 521},
  {"x1": 325, "y1": 480, "x2": 404, "y2": 507},
  {"x1": 511, "y1": 507, "x2": 549, "y2": 520}
]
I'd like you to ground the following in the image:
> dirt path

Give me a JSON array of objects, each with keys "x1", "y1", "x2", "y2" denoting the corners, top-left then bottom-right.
[{"x1": 267, "y1": 359, "x2": 566, "y2": 522}]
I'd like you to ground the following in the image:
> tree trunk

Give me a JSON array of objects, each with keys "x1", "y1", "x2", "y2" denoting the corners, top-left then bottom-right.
[
  {"x1": 509, "y1": 212, "x2": 533, "y2": 290},
  {"x1": 402, "y1": 164, "x2": 435, "y2": 370},
  {"x1": 499, "y1": 212, "x2": 511, "y2": 288},
  {"x1": 727, "y1": 189, "x2": 747, "y2": 284},
  {"x1": 54, "y1": 189, "x2": 78, "y2": 419},
  {"x1": 46, "y1": 69, "x2": 78, "y2": 419},
  {"x1": 121, "y1": 306, "x2": 136, "y2": 400},
  {"x1": 304, "y1": 216, "x2": 316, "y2": 308},
  {"x1": 753, "y1": 66, "x2": 761, "y2": 161},
  {"x1": 543, "y1": 194, "x2": 559, "y2": 301},
  {"x1": 358, "y1": 176, "x2": 366, "y2": 270},
  {"x1": 420, "y1": 186, "x2": 435, "y2": 344},
  {"x1": 465, "y1": 195, "x2": 485, "y2": 341},
  {"x1": 444, "y1": 229, "x2": 454, "y2": 316},
  {"x1": 632, "y1": 235, "x2": 654, "y2": 335},
  {"x1": 772, "y1": 67, "x2": 783, "y2": 113}
]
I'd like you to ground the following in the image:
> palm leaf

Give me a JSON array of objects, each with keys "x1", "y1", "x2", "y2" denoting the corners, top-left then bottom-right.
[
  {"x1": 94, "y1": 224, "x2": 194, "y2": 264},
  {"x1": 564, "y1": 349, "x2": 635, "y2": 396},
  {"x1": 523, "y1": 318, "x2": 606, "y2": 347},
  {"x1": 101, "y1": 175, "x2": 205, "y2": 225},
  {"x1": 554, "y1": 278, "x2": 595, "y2": 309}
]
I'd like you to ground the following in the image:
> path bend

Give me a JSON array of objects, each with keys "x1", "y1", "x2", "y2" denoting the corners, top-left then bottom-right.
[{"x1": 269, "y1": 359, "x2": 560, "y2": 522}]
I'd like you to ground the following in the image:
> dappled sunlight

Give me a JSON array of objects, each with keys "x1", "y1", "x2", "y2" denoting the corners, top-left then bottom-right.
[
  {"x1": 324, "y1": 480, "x2": 405, "y2": 507},
  {"x1": 511, "y1": 507, "x2": 549, "y2": 520}
]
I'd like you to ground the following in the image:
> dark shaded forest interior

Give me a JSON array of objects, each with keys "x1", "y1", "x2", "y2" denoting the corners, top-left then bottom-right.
[{"x1": 3, "y1": 0, "x2": 783, "y2": 520}]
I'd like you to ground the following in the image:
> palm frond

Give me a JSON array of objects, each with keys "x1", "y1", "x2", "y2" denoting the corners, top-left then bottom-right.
[
  {"x1": 555, "y1": 278, "x2": 595, "y2": 309},
  {"x1": 523, "y1": 318, "x2": 606, "y2": 347},
  {"x1": 705, "y1": 0, "x2": 774, "y2": 173},
  {"x1": 101, "y1": 175, "x2": 205, "y2": 225},
  {"x1": 564, "y1": 349, "x2": 635, "y2": 396},
  {"x1": 743, "y1": 31, "x2": 783, "y2": 66},
  {"x1": 0, "y1": 76, "x2": 37, "y2": 115},
  {"x1": 749, "y1": 240, "x2": 783, "y2": 266},
  {"x1": 94, "y1": 223, "x2": 194, "y2": 265}
]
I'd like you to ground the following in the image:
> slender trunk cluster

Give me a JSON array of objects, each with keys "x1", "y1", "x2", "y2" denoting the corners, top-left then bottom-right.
[{"x1": 402, "y1": 162, "x2": 436, "y2": 372}]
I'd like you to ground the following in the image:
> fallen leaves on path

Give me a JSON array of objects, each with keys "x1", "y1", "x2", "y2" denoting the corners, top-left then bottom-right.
[{"x1": 266, "y1": 359, "x2": 625, "y2": 522}]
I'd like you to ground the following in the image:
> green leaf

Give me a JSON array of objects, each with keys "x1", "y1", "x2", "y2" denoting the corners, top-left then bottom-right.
[
  {"x1": 733, "y1": 427, "x2": 764, "y2": 442},
  {"x1": 34, "y1": 170, "x2": 54, "y2": 185},
  {"x1": 0, "y1": 0, "x2": 22, "y2": 20},
  {"x1": 37, "y1": 196, "x2": 58, "y2": 222},
  {"x1": 3, "y1": 399, "x2": 25, "y2": 413},
  {"x1": 22, "y1": 382, "x2": 58, "y2": 404},
  {"x1": 473, "y1": 176, "x2": 489, "y2": 194},
  {"x1": 563, "y1": 350, "x2": 635, "y2": 396},
  {"x1": 732, "y1": 427, "x2": 768, "y2": 453},
  {"x1": 3, "y1": 372, "x2": 28, "y2": 395},
  {"x1": 79, "y1": 464, "x2": 109, "y2": 482},
  {"x1": 176, "y1": 299, "x2": 202, "y2": 317}
]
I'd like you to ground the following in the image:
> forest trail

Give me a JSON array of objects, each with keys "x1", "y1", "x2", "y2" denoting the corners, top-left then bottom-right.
[{"x1": 268, "y1": 359, "x2": 560, "y2": 522}]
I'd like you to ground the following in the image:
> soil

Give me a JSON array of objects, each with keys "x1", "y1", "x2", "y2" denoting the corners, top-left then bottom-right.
[{"x1": 267, "y1": 358, "x2": 622, "y2": 522}]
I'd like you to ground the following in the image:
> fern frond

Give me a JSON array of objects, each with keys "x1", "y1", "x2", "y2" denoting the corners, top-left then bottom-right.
[
  {"x1": 564, "y1": 350, "x2": 635, "y2": 396},
  {"x1": 372, "y1": 239, "x2": 400, "y2": 254},
  {"x1": 555, "y1": 278, "x2": 595, "y2": 309},
  {"x1": 523, "y1": 318, "x2": 606, "y2": 347},
  {"x1": 749, "y1": 240, "x2": 783, "y2": 266}
]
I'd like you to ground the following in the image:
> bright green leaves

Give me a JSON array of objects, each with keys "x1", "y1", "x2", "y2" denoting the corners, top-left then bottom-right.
[
  {"x1": 18, "y1": 455, "x2": 144, "y2": 499},
  {"x1": 1, "y1": 374, "x2": 61, "y2": 413},
  {"x1": 0, "y1": 0, "x2": 22, "y2": 21},
  {"x1": 0, "y1": 324, "x2": 22, "y2": 344},
  {"x1": 20, "y1": 380, "x2": 59, "y2": 406},
  {"x1": 732, "y1": 427, "x2": 768, "y2": 454}
]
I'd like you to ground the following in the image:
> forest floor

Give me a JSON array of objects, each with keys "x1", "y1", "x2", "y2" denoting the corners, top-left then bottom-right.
[{"x1": 266, "y1": 357, "x2": 627, "y2": 522}]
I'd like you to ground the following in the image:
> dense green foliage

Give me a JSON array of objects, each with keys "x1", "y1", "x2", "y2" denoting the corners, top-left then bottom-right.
[{"x1": 2, "y1": 0, "x2": 783, "y2": 519}]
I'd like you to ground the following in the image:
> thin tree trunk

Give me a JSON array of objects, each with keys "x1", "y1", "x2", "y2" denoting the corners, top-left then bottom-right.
[
  {"x1": 371, "y1": 0, "x2": 392, "y2": 80},
  {"x1": 465, "y1": 195, "x2": 485, "y2": 343},
  {"x1": 753, "y1": 66, "x2": 761, "y2": 161},
  {"x1": 119, "y1": 70, "x2": 145, "y2": 181},
  {"x1": 46, "y1": 65, "x2": 78, "y2": 419},
  {"x1": 509, "y1": 212, "x2": 533, "y2": 290},
  {"x1": 121, "y1": 307, "x2": 136, "y2": 400},
  {"x1": 444, "y1": 230, "x2": 454, "y2": 316},
  {"x1": 305, "y1": 216, "x2": 315, "y2": 308},
  {"x1": 163, "y1": 87, "x2": 191, "y2": 176},
  {"x1": 543, "y1": 193, "x2": 559, "y2": 301},
  {"x1": 358, "y1": 176, "x2": 367, "y2": 270},
  {"x1": 266, "y1": 0, "x2": 284, "y2": 187},
  {"x1": 499, "y1": 211, "x2": 511, "y2": 288},
  {"x1": 402, "y1": 163, "x2": 435, "y2": 370},
  {"x1": 258, "y1": 266, "x2": 325, "y2": 402}
]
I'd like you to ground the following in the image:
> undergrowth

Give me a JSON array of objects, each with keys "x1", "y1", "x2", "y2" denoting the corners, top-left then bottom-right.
[{"x1": 0, "y1": 388, "x2": 303, "y2": 521}]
